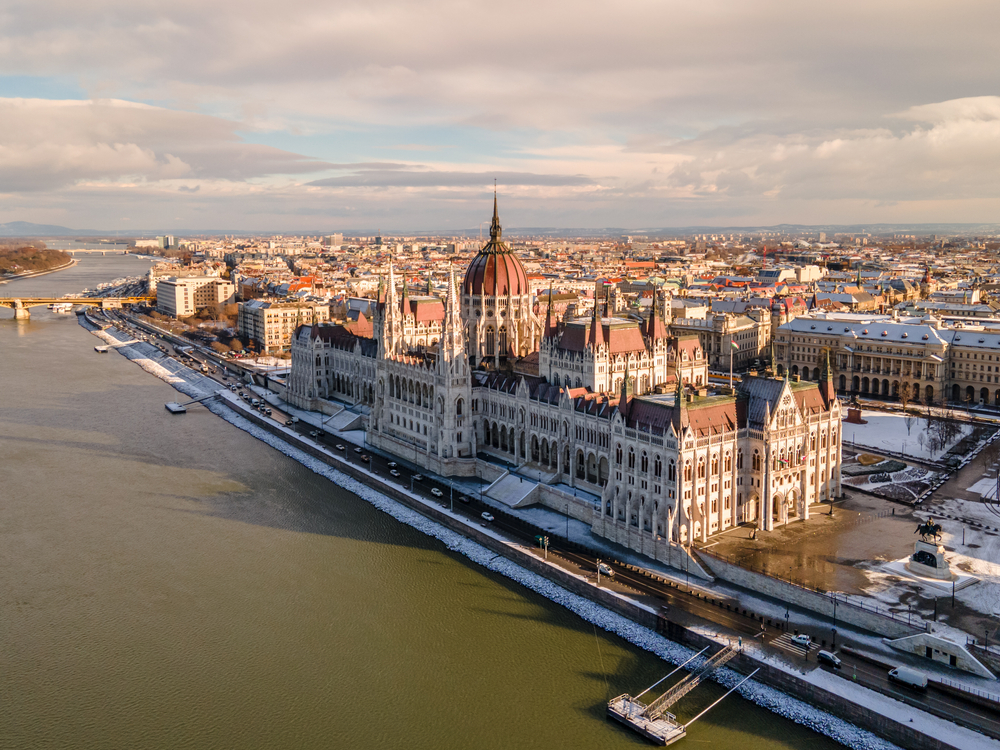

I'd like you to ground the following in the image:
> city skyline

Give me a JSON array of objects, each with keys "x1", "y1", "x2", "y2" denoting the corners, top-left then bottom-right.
[{"x1": 3, "y1": 1, "x2": 1000, "y2": 230}]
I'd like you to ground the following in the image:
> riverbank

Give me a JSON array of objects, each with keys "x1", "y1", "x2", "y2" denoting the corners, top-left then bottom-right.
[
  {"x1": 83, "y1": 320, "x2": 999, "y2": 750},
  {"x1": 0, "y1": 257, "x2": 77, "y2": 284}
]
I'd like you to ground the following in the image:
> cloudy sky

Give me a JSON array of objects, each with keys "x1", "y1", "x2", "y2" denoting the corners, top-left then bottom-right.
[{"x1": 2, "y1": 0, "x2": 999, "y2": 231}]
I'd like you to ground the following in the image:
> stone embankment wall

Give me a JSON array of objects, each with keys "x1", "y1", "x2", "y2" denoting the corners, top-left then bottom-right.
[
  {"x1": 695, "y1": 551, "x2": 923, "y2": 639},
  {"x1": 219, "y1": 398, "x2": 966, "y2": 750}
]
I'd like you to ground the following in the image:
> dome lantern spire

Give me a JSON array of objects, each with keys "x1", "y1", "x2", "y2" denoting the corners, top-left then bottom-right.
[{"x1": 490, "y1": 188, "x2": 501, "y2": 242}]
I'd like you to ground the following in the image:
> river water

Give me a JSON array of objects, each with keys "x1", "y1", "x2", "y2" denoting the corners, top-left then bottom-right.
[{"x1": 0, "y1": 257, "x2": 844, "y2": 750}]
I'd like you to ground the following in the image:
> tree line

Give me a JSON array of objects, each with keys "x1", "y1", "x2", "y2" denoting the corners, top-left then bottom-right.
[{"x1": 0, "y1": 243, "x2": 70, "y2": 275}]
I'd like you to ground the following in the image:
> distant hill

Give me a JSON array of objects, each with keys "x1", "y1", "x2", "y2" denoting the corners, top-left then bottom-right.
[{"x1": 0, "y1": 221, "x2": 91, "y2": 237}]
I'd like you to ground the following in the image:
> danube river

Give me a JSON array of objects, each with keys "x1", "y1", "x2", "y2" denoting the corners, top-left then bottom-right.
[{"x1": 0, "y1": 257, "x2": 843, "y2": 749}]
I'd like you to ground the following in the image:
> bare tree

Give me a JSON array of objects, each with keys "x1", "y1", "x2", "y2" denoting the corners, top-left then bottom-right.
[{"x1": 900, "y1": 383, "x2": 914, "y2": 434}]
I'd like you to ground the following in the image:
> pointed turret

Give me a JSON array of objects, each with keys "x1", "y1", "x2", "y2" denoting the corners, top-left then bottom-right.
[
  {"x1": 644, "y1": 290, "x2": 667, "y2": 340},
  {"x1": 544, "y1": 284, "x2": 556, "y2": 338},
  {"x1": 620, "y1": 364, "x2": 633, "y2": 409},
  {"x1": 427, "y1": 277, "x2": 434, "y2": 296},
  {"x1": 588, "y1": 298, "x2": 604, "y2": 349},
  {"x1": 818, "y1": 349, "x2": 835, "y2": 406},
  {"x1": 672, "y1": 378, "x2": 688, "y2": 433},
  {"x1": 440, "y1": 262, "x2": 464, "y2": 365}
]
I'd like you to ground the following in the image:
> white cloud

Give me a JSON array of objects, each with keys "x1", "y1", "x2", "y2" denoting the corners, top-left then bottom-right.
[{"x1": 0, "y1": 98, "x2": 330, "y2": 192}]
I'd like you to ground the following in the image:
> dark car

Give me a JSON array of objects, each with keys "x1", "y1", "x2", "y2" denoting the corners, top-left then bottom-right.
[
  {"x1": 817, "y1": 650, "x2": 841, "y2": 669},
  {"x1": 458, "y1": 495, "x2": 471, "y2": 504},
  {"x1": 360, "y1": 454, "x2": 371, "y2": 463}
]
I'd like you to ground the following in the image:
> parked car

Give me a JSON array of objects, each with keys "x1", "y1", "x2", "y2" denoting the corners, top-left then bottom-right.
[
  {"x1": 816, "y1": 650, "x2": 841, "y2": 668},
  {"x1": 431, "y1": 488, "x2": 443, "y2": 497},
  {"x1": 481, "y1": 512, "x2": 494, "y2": 522},
  {"x1": 888, "y1": 667, "x2": 928, "y2": 691},
  {"x1": 791, "y1": 634, "x2": 812, "y2": 647},
  {"x1": 389, "y1": 469, "x2": 401, "y2": 477}
]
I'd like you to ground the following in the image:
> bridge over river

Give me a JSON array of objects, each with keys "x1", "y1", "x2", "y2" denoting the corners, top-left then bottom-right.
[{"x1": 0, "y1": 295, "x2": 154, "y2": 319}]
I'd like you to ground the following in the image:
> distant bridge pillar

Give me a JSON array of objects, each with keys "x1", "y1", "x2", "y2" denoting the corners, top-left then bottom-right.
[{"x1": 13, "y1": 300, "x2": 30, "y2": 319}]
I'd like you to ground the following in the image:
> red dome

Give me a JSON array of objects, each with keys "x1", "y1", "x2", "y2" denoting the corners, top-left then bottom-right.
[{"x1": 463, "y1": 198, "x2": 530, "y2": 297}]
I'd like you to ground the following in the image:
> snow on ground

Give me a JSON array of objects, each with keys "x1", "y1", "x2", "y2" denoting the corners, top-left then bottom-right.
[
  {"x1": 843, "y1": 411, "x2": 973, "y2": 461},
  {"x1": 83, "y1": 324, "x2": 926, "y2": 750},
  {"x1": 968, "y1": 477, "x2": 998, "y2": 496}
]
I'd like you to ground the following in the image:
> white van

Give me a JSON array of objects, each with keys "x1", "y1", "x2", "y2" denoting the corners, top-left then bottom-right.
[
  {"x1": 888, "y1": 667, "x2": 928, "y2": 691},
  {"x1": 290, "y1": 416, "x2": 299, "y2": 424}
]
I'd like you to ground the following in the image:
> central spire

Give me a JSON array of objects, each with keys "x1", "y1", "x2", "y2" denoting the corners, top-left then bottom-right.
[{"x1": 490, "y1": 188, "x2": 501, "y2": 242}]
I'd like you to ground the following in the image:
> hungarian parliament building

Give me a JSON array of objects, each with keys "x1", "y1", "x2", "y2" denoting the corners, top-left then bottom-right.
[{"x1": 288, "y1": 201, "x2": 843, "y2": 560}]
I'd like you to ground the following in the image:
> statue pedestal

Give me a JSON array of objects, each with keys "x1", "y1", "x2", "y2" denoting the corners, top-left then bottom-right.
[
  {"x1": 845, "y1": 406, "x2": 867, "y2": 424},
  {"x1": 907, "y1": 540, "x2": 952, "y2": 580}
]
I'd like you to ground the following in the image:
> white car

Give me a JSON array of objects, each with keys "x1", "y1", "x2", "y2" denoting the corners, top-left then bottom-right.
[
  {"x1": 335, "y1": 444, "x2": 345, "y2": 451},
  {"x1": 387, "y1": 461, "x2": 397, "y2": 468},
  {"x1": 481, "y1": 512, "x2": 494, "y2": 522},
  {"x1": 431, "y1": 488, "x2": 443, "y2": 497},
  {"x1": 791, "y1": 634, "x2": 812, "y2": 647},
  {"x1": 389, "y1": 469, "x2": 401, "y2": 477}
]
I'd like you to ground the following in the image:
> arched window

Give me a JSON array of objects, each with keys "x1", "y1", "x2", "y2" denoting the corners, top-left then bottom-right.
[
  {"x1": 752, "y1": 450, "x2": 761, "y2": 472},
  {"x1": 654, "y1": 456, "x2": 662, "y2": 478},
  {"x1": 616, "y1": 444, "x2": 623, "y2": 465},
  {"x1": 724, "y1": 452, "x2": 732, "y2": 472},
  {"x1": 737, "y1": 450, "x2": 743, "y2": 469},
  {"x1": 711, "y1": 454, "x2": 719, "y2": 475},
  {"x1": 498, "y1": 326, "x2": 507, "y2": 354},
  {"x1": 668, "y1": 460, "x2": 676, "y2": 481},
  {"x1": 640, "y1": 452, "x2": 649, "y2": 473},
  {"x1": 485, "y1": 326, "x2": 495, "y2": 354},
  {"x1": 628, "y1": 448, "x2": 636, "y2": 470},
  {"x1": 697, "y1": 457, "x2": 705, "y2": 479},
  {"x1": 456, "y1": 398, "x2": 463, "y2": 416},
  {"x1": 683, "y1": 461, "x2": 692, "y2": 482}
]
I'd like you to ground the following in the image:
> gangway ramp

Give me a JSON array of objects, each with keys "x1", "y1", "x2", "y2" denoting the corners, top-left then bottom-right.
[{"x1": 644, "y1": 644, "x2": 738, "y2": 720}]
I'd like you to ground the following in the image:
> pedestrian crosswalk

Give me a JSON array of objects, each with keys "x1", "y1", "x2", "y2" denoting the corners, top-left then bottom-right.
[{"x1": 771, "y1": 633, "x2": 816, "y2": 657}]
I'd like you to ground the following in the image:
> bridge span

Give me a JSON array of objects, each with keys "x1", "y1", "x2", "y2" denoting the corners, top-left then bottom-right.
[{"x1": 0, "y1": 296, "x2": 155, "y2": 319}]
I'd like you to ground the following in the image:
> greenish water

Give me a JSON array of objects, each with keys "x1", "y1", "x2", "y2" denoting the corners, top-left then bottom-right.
[{"x1": 0, "y1": 257, "x2": 843, "y2": 749}]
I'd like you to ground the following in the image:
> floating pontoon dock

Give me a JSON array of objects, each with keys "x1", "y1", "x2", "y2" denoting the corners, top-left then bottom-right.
[
  {"x1": 607, "y1": 645, "x2": 758, "y2": 745},
  {"x1": 165, "y1": 391, "x2": 221, "y2": 415}
]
